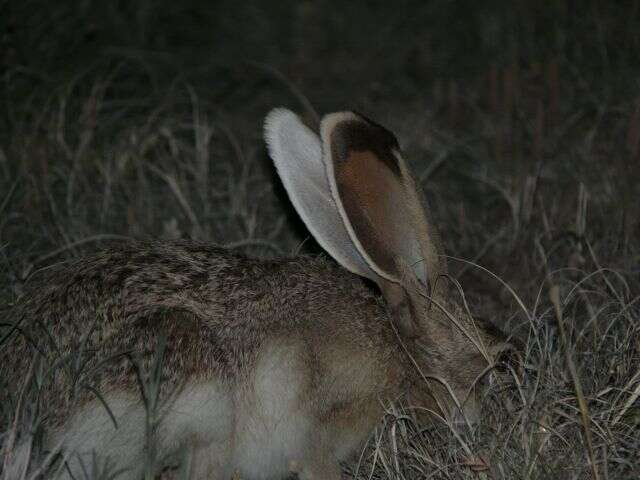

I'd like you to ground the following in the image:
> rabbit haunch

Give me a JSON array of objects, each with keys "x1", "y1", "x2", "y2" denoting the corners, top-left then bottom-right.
[{"x1": 0, "y1": 108, "x2": 513, "y2": 480}]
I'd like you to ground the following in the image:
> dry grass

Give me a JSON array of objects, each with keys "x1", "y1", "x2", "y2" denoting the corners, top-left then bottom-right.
[{"x1": 1, "y1": 1, "x2": 639, "y2": 478}]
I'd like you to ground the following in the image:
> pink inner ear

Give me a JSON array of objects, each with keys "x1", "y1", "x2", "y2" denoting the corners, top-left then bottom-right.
[{"x1": 335, "y1": 147, "x2": 419, "y2": 281}]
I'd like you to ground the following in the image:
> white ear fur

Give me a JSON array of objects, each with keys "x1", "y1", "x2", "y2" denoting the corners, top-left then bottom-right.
[{"x1": 264, "y1": 108, "x2": 377, "y2": 280}]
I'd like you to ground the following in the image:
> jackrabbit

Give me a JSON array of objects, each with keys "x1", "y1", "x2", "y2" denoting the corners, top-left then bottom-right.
[{"x1": 1, "y1": 108, "x2": 515, "y2": 479}]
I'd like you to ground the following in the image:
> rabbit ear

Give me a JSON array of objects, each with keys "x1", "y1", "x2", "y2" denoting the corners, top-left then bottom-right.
[
  {"x1": 264, "y1": 108, "x2": 377, "y2": 280},
  {"x1": 320, "y1": 112, "x2": 444, "y2": 292}
]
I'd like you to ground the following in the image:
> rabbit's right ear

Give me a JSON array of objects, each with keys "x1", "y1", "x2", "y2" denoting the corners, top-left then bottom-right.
[{"x1": 264, "y1": 108, "x2": 377, "y2": 280}]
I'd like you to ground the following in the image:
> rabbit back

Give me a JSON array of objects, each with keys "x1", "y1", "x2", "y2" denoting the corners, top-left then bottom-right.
[{"x1": 1, "y1": 240, "x2": 405, "y2": 479}]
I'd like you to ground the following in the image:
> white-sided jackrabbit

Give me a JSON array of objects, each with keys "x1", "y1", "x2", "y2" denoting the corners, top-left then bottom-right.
[{"x1": 1, "y1": 109, "x2": 515, "y2": 480}]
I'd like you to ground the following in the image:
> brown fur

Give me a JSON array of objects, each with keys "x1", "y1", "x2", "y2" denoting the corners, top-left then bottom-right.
[{"x1": 1, "y1": 240, "x2": 504, "y2": 439}]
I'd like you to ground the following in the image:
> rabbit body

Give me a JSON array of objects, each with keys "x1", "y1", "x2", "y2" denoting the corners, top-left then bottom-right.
[
  {"x1": 2, "y1": 108, "x2": 512, "y2": 479},
  {"x1": 3, "y1": 241, "x2": 409, "y2": 479}
]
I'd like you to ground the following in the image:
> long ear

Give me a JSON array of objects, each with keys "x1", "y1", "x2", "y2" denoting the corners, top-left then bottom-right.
[
  {"x1": 264, "y1": 108, "x2": 377, "y2": 280},
  {"x1": 320, "y1": 112, "x2": 445, "y2": 293}
]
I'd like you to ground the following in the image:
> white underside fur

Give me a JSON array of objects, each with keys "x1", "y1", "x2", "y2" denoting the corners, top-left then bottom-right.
[{"x1": 46, "y1": 339, "x2": 353, "y2": 480}]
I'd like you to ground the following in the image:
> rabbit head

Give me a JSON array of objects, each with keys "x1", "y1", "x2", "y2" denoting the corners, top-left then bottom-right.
[{"x1": 265, "y1": 108, "x2": 515, "y2": 424}]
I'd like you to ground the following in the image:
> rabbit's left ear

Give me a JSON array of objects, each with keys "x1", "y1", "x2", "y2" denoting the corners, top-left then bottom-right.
[
  {"x1": 320, "y1": 112, "x2": 443, "y2": 293},
  {"x1": 264, "y1": 108, "x2": 378, "y2": 280}
]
